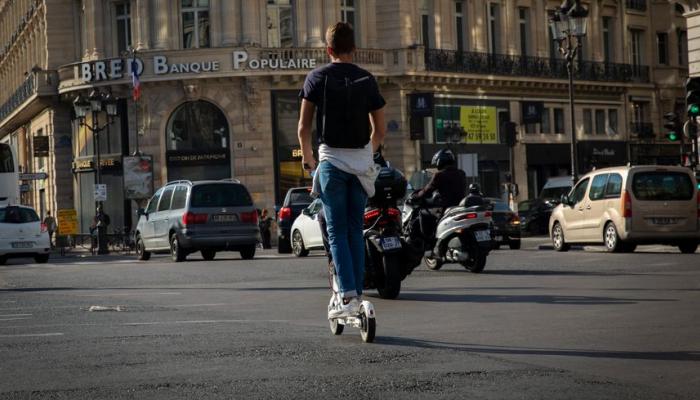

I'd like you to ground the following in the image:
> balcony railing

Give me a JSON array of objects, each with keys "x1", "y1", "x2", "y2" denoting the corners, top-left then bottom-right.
[
  {"x1": 630, "y1": 122, "x2": 654, "y2": 139},
  {"x1": 0, "y1": 75, "x2": 35, "y2": 123},
  {"x1": 258, "y1": 47, "x2": 384, "y2": 66},
  {"x1": 425, "y1": 49, "x2": 650, "y2": 83},
  {"x1": 626, "y1": 0, "x2": 647, "y2": 12}
]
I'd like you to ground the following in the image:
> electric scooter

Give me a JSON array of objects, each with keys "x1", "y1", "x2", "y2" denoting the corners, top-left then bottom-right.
[{"x1": 327, "y1": 265, "x2": 377, "y2": 343}]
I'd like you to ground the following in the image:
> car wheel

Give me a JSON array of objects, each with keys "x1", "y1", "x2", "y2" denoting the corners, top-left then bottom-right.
[
  {"x1": 240, "y1": 245, "x2": 256, "y2": 260},
  {"x1": 135, "y1": 235, "x2": 151, "y2": 261},
  {"x1": 34, "y1": 254, "x2": 49, "y2": 263},
  {"x1": 277, "y1": 236, "x2": 292, "y2": 254},
  {"x1": 201, "y1": 250, "x2": 216, "y2": 261},
  {"x1": 509, "y1": 240, "x2": 521, "y2": 250},
  {"x1": 678, "y1": 242, "x2": 698, "y2": 254},
  {"x1": 604, "y1": 222, "x2": 624, "y2": 253},
  {"x1": 552, "y1": 223, "x2": 570, "y2": 252},
  {"x1": 292, "y1": 230, "x2": 309, "y2": 257},
  {"x1": 170, "y1": 234, "x2": 186, "y2": 262}
]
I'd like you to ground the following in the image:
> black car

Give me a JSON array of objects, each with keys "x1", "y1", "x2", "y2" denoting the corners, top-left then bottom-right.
[
  {"x1": 277, "y1": 187, "x2": 313, "y2": 253},
  {"x1": 485, "y1": 198, "x2": 521, "y2": 250},
  {"x1": 518, "y1": 199, "x2": 555, "y2": 236}
]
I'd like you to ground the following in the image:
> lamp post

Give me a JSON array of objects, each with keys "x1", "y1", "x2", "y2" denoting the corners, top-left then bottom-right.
[
  {"x1": 549, "y1": 0, "x2": 589, "y2": 185},
  {"x1": 73, "y1": 90, "x2": 119, "y2": 254}
]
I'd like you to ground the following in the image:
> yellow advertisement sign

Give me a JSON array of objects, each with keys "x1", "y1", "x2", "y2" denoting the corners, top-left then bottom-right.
[
  {"x1": 459, "y1": 106, "x2": 498, "y2": 144},
  {"x1": 57, "y1": 209, "x2": 78, "y2": 236}
]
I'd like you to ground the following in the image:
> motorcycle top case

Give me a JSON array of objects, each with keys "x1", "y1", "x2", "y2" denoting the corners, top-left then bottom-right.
[{"x1": 371, "y1": 166, "x2": 407, "y2": 204}]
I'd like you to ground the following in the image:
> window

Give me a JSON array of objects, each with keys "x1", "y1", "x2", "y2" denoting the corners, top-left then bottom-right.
[
  {"x1": 267, "y1": 0, "x2": 294, "y2": 48},
  {"x1": 570, "y1": 178, "x2": 590, "y2": 205},
  {"x1": 0, "y1": 143, "x2": 14, "y2": 172},
  {"x1": 525, "y1": 123, "x2": 536, "y2": 134},
  {"x1": 632, "y1": 101, "x2": 649, "y2": 123},
  {"x1": 167, "y1": 101, "x2": 229, "y2": 151},
  {"x1": 630, "y1": 29, "x2": 644, "y2": 67},
  {"x1": 547, "y1": 10, "x2": 559, "y2": 60},
  {"x1": 115, "y1": 2, "x2": 132, "y2": 55},
  {"x1": 488, "y1": 3, "x2": 500, "y2": 54},
  {"x1": 157, "y1": 187, "x2": 174, "y2": 211},
  {"x1": 146, "y1": 189, "x2": 163, "y2": 214},
  {"x1": 604, "y1": 174, "x2": 623, "y2": 198},
  {"x1": 540, "y1": 108, "x2": 551, "y2": 134},
  {"x1": 678, "y1": 29, "x2": 688, "y2": 66},
  {"x1": 419, "y1": 0, "x2": 430, "y2": 48},
  {"x1": 0, "y1": 206, "x2": 40, "y2": 223},
  {"x1": 589, "y1": 174, "x2": 609, "y2": 201},
  {"x1": 608, "y1": 109, "x2": 618, "y2": 135},
  {"x1": 519, "y1": 7, "x2": 530, "y2": 56},
  {"x1": 632, "y1": 172, "x2": 694, "y2": 201},
  {"x1": 602, "y1": 17, "x2": 613, "y2": 63},
  {"x1": 35, "y1": 129, "x2": 45, "y2": 171},
  {"x1": 340, "y1": 0, "x2": 358, "y2": 44},
  {"x1": 657, "y1": 32, "x2": 668, "y2": 65},
  {"x1": 583, "y1": 109, "x2": 592, "y2": 135},
  {"x1": 171, "y1": 185, "x2": 188, "y2": 210},
  {"x1": 182, "y1": 0, "x2": 210, "y2": 48},
  {"x1": 554, "y1": 108, "x2": 564, "y2": 134},
  {"x1": 595, "y1": 110, "x2": 606, "y2": 135},
  {"x1": 455, "y1": 1, "x2": 467, "y2": 51},
  {"x1": 191, "y1": 184, "x2": 253, "y2": 207}
]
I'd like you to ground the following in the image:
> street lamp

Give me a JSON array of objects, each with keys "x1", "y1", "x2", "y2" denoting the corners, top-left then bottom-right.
[
  {"x1": 549, "y1": 0, "x2": 589, "y2": 185},
  {"x1": 73, "y1": 89, "x2": 119, "y2": 255}
]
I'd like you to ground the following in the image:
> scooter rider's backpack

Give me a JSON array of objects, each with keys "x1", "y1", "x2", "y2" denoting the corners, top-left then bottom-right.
[{"x1": 320, "y1": 68, "x2": 373, "y2": 148}]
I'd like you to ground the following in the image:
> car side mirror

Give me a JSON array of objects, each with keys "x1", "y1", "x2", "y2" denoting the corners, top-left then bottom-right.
[
  {"x1": 137, "y1": 208, "x2": 146, "y2": 216},
  {"x1": 302, "y1": 208, "x2": 311, "y2": 216},
  {"x1": 560, "y1": 195, "x2": 570, "y2": 207}
]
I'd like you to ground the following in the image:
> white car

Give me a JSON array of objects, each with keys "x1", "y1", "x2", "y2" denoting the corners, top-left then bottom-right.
[
  {"x1": 0, "y1": 205, "x2": 51, "y2": 265},
  {"x1": 290, "y1": 199, "x2": 326, "y2": 257}
]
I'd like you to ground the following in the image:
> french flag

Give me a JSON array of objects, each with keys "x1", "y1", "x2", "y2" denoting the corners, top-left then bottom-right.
[{"x1": 131, "y1": 59, "x2": 141, "y2": 101}]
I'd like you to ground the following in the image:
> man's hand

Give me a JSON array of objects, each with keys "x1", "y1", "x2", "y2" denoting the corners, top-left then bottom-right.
[
  {"x1": 298, "y1": 99, "x2": 316, "y2": 172},
  {"x1": 302, "y1": 153, "x2": 317, "y2": 171}
]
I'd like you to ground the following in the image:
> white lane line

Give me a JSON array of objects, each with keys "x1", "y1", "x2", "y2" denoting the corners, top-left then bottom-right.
[
  {"x1": 0, "y1": 318, "x2": 31, "y2": 321},
  {"x1": 123, "y1": 319, "x2": 289, "y2": 326},
  {"x1": 0, "y1": 314, "x2": 32, "y2": 317},
  {"x1": 75, "y1": 292, "x2": 182, "y2": 297},
  {"x1": 0, "y1": 332, "x2": 63, "y2": 338},
  {"x1": 171, "y1": 303, "x2": 229, "y2": 307}
]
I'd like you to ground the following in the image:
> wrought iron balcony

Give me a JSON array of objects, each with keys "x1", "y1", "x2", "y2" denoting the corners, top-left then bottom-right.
[
  {"x1": 630, "y1": 122, "x2": 655, "y2": 139},
  {"x1": 626, "y1": 0, "x2": 647, "y2": 12},
  {"x1": 424, "y1": 49, "x2": 650, "y2": 83}
]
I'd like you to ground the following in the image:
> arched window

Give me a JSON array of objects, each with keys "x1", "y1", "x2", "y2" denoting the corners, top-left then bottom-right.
[{"x1": 165, "y1": 100, "x2": 231, "y2": 181}]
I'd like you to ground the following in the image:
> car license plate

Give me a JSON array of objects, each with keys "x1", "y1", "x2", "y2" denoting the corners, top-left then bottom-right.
[
  {"x1": 11, "y1": 241, "x2": 33, "y2": 249},
  {"x1": 380, "y1": 237, "x2": 402, "y2": 251},
  {"x1": 213, "y1": 214, "x2": 237, "y2": 223},
  {"x1": 495, "y1": 235, "x2": 503, "y2": 242},
  {"x1": 651, "y1": 218, "x2": 675, "y2": 225},
  {"x1": 475, "y1": 230, "x2": 491, "y2": 242}
]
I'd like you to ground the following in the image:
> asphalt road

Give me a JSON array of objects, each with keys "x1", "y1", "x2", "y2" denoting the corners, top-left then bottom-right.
[{"x1": 1, "y1": 243, "x2": 699, "y2": 399}]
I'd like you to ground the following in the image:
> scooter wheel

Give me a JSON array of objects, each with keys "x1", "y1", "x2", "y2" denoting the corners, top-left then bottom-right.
[
  {"x1": 424, "y1": 255, "x2": 443, "y2": 271},
  {"x1": 329, "y1": 318, "x2": 344, "y2": 335},
  {"x1": 360, "y1": 311, "x2": 376, "y2": 343}
]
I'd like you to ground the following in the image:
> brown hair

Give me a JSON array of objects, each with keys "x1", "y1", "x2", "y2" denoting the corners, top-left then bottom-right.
[{"x1": 325, "y1": 22, "x2": 355, "y2": 55}]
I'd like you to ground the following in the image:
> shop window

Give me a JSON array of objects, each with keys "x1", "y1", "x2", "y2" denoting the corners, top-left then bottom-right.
[
  {"x1": 182, "y1": 0, "x2": 210, "y2": 48},
  {"x1": 267, "y1": 0, "x2": 294, "y2": 47},
  {"x1": 115, "y1": 2, "x2": 132, "y2": 55}
]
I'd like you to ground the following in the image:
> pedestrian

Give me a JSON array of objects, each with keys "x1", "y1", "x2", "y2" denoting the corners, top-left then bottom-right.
[
  {"x1": 259, "y1": 208, "x2": 273, "y2": 249},
  {"x1": 297, "y1": 22, "x2": 386, "y2": 318},
  {"x1": 43, "y1": 211, "x2": 57, "y2": 248},
  {"x1": 91, "y1": 205, "x2": 111, "y2": 254}
]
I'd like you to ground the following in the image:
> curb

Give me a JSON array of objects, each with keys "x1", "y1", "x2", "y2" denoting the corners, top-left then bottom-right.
[{"x1": 537, "y1": 244, "x2": 585, "y2": 251}]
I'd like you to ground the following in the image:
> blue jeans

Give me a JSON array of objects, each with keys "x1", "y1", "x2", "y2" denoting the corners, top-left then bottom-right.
[{"x1": 318, "y1": 161, "x2": 367, "y2": 298}]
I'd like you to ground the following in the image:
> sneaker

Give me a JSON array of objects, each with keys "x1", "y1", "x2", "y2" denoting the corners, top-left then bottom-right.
[{"x1": 328, "y1": 297, "x2": 360, "y2": 319}]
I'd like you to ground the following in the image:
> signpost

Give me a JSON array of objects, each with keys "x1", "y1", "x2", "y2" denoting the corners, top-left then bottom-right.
[
  {"x1": 94, "y1": 184, "x2": 107, "y2": 202},
  {"x1": 19, "y1": 172, "x2": 48, "y2": 180},
  {"x1": 57, "y1": 209, "x2": 78, "y2": 236},
  {"x1": 459, "y1": 106, "x2": 498, "y2": 144}
]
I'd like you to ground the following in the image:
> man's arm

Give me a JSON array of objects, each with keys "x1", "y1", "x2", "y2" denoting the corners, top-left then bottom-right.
[
  {"x1": 413, "y1": 172, "x2": 440, "y2": 200},
  {"x1": 297, "y1": 99, "x2": 317, "y2": 170},
  {"x1": 369, "y1": 107, "x2": 385, "y2": 153}
]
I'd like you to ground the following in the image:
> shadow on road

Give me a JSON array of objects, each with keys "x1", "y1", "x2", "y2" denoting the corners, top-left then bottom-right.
[
  {"x1": 377, "y1": 336, "x2": 700, "y2": 362},
  {"x1": 397, "y1": 292, "x2": 676, "y2": 305}
]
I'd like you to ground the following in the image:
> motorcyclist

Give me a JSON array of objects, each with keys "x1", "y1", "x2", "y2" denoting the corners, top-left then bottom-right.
[
  {"x1": 411, "y1": 149, "x2": 467, "y2": 208},
  {"x1": 463, "y1": 183, "x2": 485, "y2": 207}
]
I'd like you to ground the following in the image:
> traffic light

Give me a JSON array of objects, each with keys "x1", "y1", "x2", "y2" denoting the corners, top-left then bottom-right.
[
  {"x1": 686, "y1": 77, "x2": 700, "y2": 118},
  {"x1": 684, "y1": 119, "x2": 698, "y2": 140},
  {"x1": 663, "y1": 112, "x2": 681, "y2": 142}
]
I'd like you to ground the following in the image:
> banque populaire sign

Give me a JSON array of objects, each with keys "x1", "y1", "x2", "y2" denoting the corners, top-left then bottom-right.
[{"x1": 78, "y1": 50, "x2": 318, "y2": 82}]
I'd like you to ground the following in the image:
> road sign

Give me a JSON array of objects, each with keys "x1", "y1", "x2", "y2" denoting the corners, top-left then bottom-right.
[
  {"x1": 94, "y1": 184, "x2": 107, "y2": 202},
  {"x1": 57, "y1": 209, "x2": 78, "y2": 235},
  {"x1": 19, "y1": 184, "x2": 30, "y2": 192},
  {"x1": 19, "y1": 172, "x2": 48, "y2": 180}
]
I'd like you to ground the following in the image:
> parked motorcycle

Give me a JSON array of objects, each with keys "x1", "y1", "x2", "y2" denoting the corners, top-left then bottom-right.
[{"x1": 402, "y1": 194, "x2": 493, "y2": 273}]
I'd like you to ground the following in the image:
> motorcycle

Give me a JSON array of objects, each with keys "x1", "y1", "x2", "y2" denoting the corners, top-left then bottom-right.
[{"x1": 403, "y1": 194, "x2": 493, "y2": 273}]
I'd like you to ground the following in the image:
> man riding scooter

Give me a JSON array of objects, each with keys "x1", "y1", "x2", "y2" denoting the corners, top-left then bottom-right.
[{"x1": 411, "y1": 149, "x2": 467, "y2": 208}]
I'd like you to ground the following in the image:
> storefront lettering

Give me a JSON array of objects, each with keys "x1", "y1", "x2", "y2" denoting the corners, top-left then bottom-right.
[
  {"x1": 80, "y1": 58, "x2": 143, "y2": 82},
  {"x1": 592, "y1": 148, "x2": 615, "y2": 157},
  {"x1": 167, "y1": 153, "x2": 227, "y2": 162},
  {"x1": 153, "y1": 56, "x2": 220, "y2": 75},
  {"x1": 232, "y1": 50, "x2": 316, "y2": 70}
]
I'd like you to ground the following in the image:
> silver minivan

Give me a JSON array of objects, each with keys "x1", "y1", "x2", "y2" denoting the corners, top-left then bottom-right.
[{"x1": 135, "y1": 180, "x2": 260, "y2": 262}]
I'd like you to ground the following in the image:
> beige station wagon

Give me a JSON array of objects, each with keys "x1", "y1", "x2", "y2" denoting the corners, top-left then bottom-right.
[{"x1": 549, "y1": 165, "x2": 699, "y2": 253}]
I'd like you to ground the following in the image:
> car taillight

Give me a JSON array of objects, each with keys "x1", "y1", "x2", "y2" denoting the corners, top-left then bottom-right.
[
  {"x1": 240, "y1": 211, "x2": 258, "y2": 224},
  {"x1": 511, "y1": 213, "x2": 520, "y2": 225},
  {"x1": 279, "y1": 207, "x2": 292, "y2": 221},
  {"x1": 40, "y1": 223, "x2": 47, "y2": 233},
  {"x1": 364, "y1": 209, "x2": 380, "y2": 225},
  {"x1": 455, "y1": 212, "x2": 478, "y2": 221},
  {"x1": 182, "y1": 212, "x2": 208, "y2": 225},
  {"x1": 484, "y1": 211, "x2": 492, "y2": 218},
  {"x1": 622, "y1": 191, "x2": 632, "y2": 218}
]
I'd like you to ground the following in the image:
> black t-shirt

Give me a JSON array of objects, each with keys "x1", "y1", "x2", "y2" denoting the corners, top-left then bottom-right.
[{"x1": 299, "y1": 62, "x2": 386, "y2": 140}]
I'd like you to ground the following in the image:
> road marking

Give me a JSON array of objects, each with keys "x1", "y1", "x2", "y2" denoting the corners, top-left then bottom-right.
[
  {"x1": 171, "y1": 303, "x2": 229, "y2": 307},
  {"x1": 0, "y1": 318, "x2": 31, "y2": 321},
  {"x1": 75, "y1": 292, "x2": 182, "y2": 297},
  {"x1": 0, "y1": 314, "x2": 31, "y2": 317},
  {"x1": 0, "y1": 332, "x2": 63, "y2": 338},
  {"x1": 122, "y1": 319, "x2": 290, "y2": 326}
]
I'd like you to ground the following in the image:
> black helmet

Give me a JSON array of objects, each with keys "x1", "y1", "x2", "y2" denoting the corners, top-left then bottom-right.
[
  {"x1": 468, "y1": 183, "x2": 480, "y2": 194},
  {"x1": 431, "y1": 149, "x2": 455, "y2": 170}
]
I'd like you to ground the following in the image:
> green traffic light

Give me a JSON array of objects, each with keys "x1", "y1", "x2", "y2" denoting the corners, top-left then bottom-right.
[
  {"x1": 689, "y1": 104, "x2": 700, "y2": 117},
  {"x1": 668, "y1": 132, "x2": 679, "y2": 141}
]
